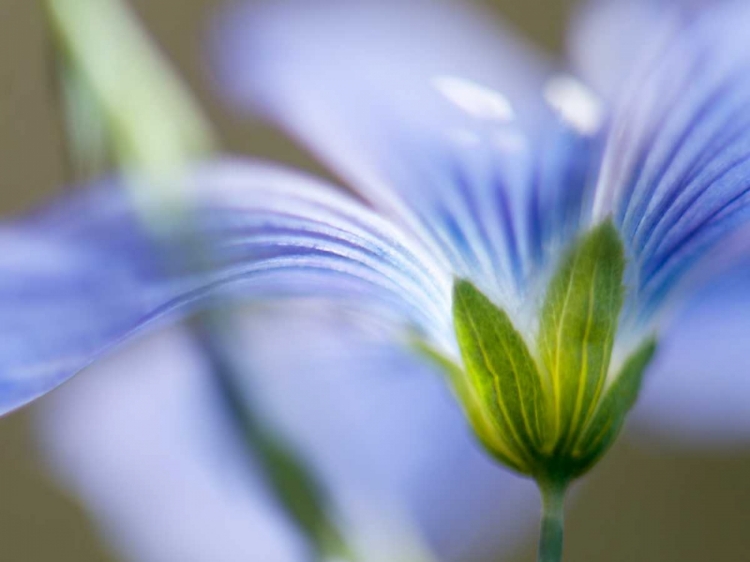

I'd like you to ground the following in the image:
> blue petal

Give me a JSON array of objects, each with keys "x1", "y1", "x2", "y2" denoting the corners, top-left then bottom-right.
[
  {"x1": 0, "y1": 160, "x2": 451, "y2": 415},
  {"x1": 37, "y1": 327, "x2": 310, "y2": 562},
  {"x1": 631, "y1": 265, "x2": 750, "y2": 445},
  {"x1": 586, "y1": 2, "x2": 750, "y2": 322},
  {"x1": 37, "y1": 310, "x2": 539, "y2": 561},
  {"x1": 212, "y1": 0, "x2": 600, "y2": 309},
  {"x1": 569, "y1": 0, "x2": 686, "y2": 101}
]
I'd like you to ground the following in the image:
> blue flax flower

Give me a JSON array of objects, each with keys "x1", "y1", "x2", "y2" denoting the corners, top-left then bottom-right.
[{"x1": 11, "y1": 0, "x2": 750, "y2": 559}]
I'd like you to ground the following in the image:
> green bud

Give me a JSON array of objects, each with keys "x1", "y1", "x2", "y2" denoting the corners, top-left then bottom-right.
[{"x1": 419, "y1": 221, "x2": 656, "y2": 485}]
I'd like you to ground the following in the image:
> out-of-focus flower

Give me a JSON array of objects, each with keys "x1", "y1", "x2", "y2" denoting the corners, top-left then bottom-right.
[{"x1": 5, "y1": 0, "x2": 750, "y2": 559}]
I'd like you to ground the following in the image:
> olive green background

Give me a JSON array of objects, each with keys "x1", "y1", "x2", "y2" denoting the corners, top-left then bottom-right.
[{"x1": 1, "y1": 1, "x2": 749, "y2": 560}]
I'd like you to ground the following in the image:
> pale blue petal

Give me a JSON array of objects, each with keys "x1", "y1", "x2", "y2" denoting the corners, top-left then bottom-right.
[
  {"x1": 37, "y1": 311, "x2": 539, "y2": 562},
  {"x1": 568, "y1": 0, "x2": 685, "y2": 101},
  {"x1": 215, "y1": 0, "x2": 549, "y2": 131},
  {"x1": 37, "y1": 328, "x2": 308, "y2": 562},
  {"x1": 213, "y1": 0, "x2": 598, "y2": 309},
  {"x1": 569, "y1": 0, "x2": 750, "y2": 443},
  {"x1": 631, "y1": 267, "x2": 750, "y2": 445},
  {"x1": 586, "y1": 1, "x2": 750, "y2": 323},
  {"x1": 0, "y1": 160, "x2": 451, "y2": 415}
]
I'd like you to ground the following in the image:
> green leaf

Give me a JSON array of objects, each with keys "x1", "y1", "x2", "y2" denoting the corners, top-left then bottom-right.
[
  {"x1": 572, "y1": 337, "x2": 657, "y2": 470},
  {"x1": 538, "y1": 220, "x2": 625, "y2": 452},
  {"x1": 452, "y1": 280, "x2": 548, "y2": 472}
]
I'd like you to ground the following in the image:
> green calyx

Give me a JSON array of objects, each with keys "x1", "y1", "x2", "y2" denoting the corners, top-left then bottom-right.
[{"x1": 420, "y1": 221, "x2": 656, "y2": 484}]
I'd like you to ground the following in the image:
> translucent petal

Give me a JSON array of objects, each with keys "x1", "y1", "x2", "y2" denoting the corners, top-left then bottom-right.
[
  {"x1": 212, "y1": 0, "x2": 599, "y2": 311},
  {"x1": 36, "y1": 328, "x2": 308, "y2": 562},
  {"x1": 0, "y1": 160, "x2": 451, "y2": 415},
  {"x1": 583, "y1": 2, "x2": 750, "y2": 324},
  {"x1": 631, "y1": 267, "x2": 750, "y2": 445},
  {"x1": 568, "y1": 0, "x2": 684, "y2": 101}
]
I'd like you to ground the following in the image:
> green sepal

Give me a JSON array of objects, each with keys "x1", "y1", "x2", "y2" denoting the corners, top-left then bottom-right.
[
  {"x1": 570, "y1": 337, "x2": 657, "y2": 473},
  {"x1": 451, "y1": 280, "x2": 548, "y2": 473},
  {"x1": 414, "y1": 339, "x2": 529, "y2": 474},
  {"x1": 538, "y1": 220, "x2": 625, "y2": 452},
  {"x1": 413, "y1": 221, "x2": 656, "y2": 485}
]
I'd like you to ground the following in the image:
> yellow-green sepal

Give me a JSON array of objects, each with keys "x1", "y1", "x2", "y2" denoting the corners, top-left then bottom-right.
[
  {"x1": 569, "y1": 337, "x2": 657, "y2": 472},
  {"x1": 452, "y1": 280, "x2": 549, "y2": 472},
  {"x1": 414, "y1": 337, "x2": 531, "y2": 475},
  {"x1": 538, "y1": 220, "x2": 625, "y2": 453}
]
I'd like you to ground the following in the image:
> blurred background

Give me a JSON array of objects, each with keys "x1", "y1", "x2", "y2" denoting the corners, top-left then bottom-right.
[{"x1": 1, "y1": 0, "x2": 750, "y2": 560}]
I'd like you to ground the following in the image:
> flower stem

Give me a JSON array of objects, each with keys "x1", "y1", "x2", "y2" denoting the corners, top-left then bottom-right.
[{"x1": 537, "y1": 480, "x2": 567, "y2": 562}]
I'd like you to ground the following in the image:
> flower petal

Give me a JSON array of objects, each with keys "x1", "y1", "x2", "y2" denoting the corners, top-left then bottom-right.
[
  {"x1": 37, "y1": 310, "x2": 539, "y2": 561},
  {"x1": 585, "y1": 2, "x2": 750, "y2": 323},
  {"x1": 213, "y1": 0, "x2": 596, "y2": 310},
  {"x1": 36, "y1": 327, "x2": 308, "y2": 562},
  {"x1": 568, "y1": 0, "x2": 684, "y2": 101},
  {"x1": 215, "y1": 0, "x2": 549, "y2": 130},
  {"x1": 0, "y1": 160, "x2": 451, "y2": 415},
  {"x1": 631, "y1": 268, "x2": 750, "y2": 445}
]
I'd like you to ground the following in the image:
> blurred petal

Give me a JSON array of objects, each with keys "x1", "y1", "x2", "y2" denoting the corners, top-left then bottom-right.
[
  {"x1": 583, "y1": 1, "x2": 750, "y2": 322},
  {"x1": 568, "y1": 0, "x2": 682, "y2": 101},
  {"x1": 215, "y1": 0, "x2": 549, "y2": 133},
  {"x1": 213, "y1": 0, "x2": 596, "y2": 310},
  {"x1": 37, "y1": 310, "x2": 539, "y2": 562},
  {"x1": 569, "y1": 0, "x2": 726, "y2": 100},
  {"x1": 631, "y1": 267, "x2": 750, "y2": 445},
  {"x1": 0, "y1": 159, "x2": 451, "y2": 415},
  {"x1": 36, "y1": 327, "x2": 307, "y2": 562}
]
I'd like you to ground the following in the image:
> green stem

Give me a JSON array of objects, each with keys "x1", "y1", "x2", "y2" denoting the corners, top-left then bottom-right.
[
  {"x1": 537, "y1": 480, "x2": 567, "y2": 562},
  {"x1": 191, "y1": 316, "x2": 354, "y2": 562}
]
